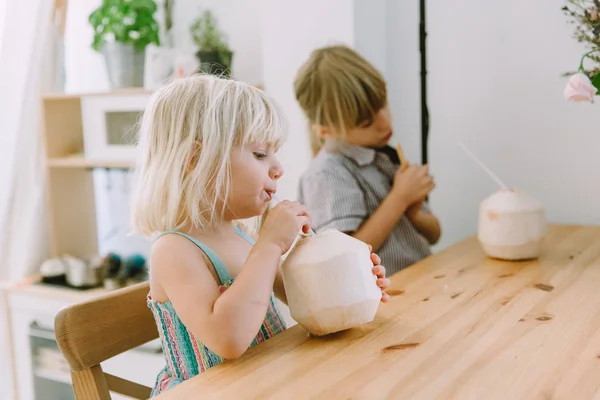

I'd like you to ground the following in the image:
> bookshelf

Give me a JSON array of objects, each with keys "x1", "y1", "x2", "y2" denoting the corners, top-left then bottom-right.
[{"x1": 41, "y1": 90, "x2": 144, "y2": 259}]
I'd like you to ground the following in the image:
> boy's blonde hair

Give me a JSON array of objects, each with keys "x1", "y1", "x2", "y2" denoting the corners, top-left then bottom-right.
[
  {"x1": 294, "y1": 45, "x2": 387, "y2": 156},
  {"x1": 131, "y1": 74, "x2": 286, "y2": 237}
]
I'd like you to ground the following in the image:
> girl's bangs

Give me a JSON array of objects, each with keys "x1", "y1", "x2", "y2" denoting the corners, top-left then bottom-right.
[{"x1": 239, "y1": 92, "x2": 287, "y2": 150}]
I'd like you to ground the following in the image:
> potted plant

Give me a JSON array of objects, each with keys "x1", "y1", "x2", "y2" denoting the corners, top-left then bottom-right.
[
  {"x1": 189, "y1": 9, "x2": 233, "y2": 77},
  {"x1": 89, "y1": 0, "x2": 161, "y2": 88}
]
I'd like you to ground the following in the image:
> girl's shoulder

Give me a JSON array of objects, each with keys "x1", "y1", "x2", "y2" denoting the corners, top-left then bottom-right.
[
  {"x1": 152, "y1": 230, "x2": 203, "y2": 253},
  {"x1": 149, "y1": 230, "x2": 232, "y2": 302},
  {"x1": 148, "y1": 233, "x2": 211, "y2": 303},
  {"x1": 150, "y1": 232, "x2": 211, "y2": 276}
]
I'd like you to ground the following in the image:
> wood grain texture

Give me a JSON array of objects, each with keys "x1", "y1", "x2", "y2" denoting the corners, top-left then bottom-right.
[
  {"x1": 43, "y1": 97, "x2": 83, "y2": 158},
  {"x1": 55, "y1": 282, "x2": 157, "y2": 399},
  {"x1": 47, "y1": 168, "x2": 99, "y2": 258},
  {"x1": 71, "y1": 367, "x2": 110, "y2": 400},
  {"x1": 105, "y1": 372, "x2": 152, "y2": 399},
  {"x1": 55, "y1": 281, "x2": 157, "y2": 371},
  {"x1": 152, "y1": 224, "x2": 600, "y2": 400},
  {"x1": 47, "y1": 153, "x2": 133, "y2": 169}
]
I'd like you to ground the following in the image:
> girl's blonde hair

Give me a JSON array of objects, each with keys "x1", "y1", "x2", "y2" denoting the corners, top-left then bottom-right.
[
  {"x1": 293, "y1": 45, "x2": 387, "y2": 156},
  {"x1": 131, "y1": 74, "x2": 286, "y2": 237}
]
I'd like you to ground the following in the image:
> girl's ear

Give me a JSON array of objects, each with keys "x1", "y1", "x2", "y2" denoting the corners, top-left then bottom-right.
[{"x1": 187, "y1": 141, "x2": 202, "y2": 172}]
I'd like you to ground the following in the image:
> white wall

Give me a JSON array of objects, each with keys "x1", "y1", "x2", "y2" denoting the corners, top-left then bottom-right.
[
  {"x1": 385, "y1": 1, "x2": 421, "y2": 164},
  {"x1": 0, "y1": 0, "x2": 5, "y2": 49},
  {"x1": 354, "y1": 0, "x2": 387, "y2": 75},
  {"x1": 65, "y1": 0, "x2": 262, "y2": 92},
  {"x1": 423, "y1": 0, "x2": 600, "y2": 250}
]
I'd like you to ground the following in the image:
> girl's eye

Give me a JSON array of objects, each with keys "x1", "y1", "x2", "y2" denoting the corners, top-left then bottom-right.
[{"x1": 253, "y1": 152, "x2": 267, "y2": 160}]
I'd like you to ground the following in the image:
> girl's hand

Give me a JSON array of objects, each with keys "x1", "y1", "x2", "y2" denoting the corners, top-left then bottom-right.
[
  {"x1": 259, "y1": 200, "x2": 312, "y2": 254},
  {"x1": 368, "y1": 245, "x2": 391, "y2": 303}
]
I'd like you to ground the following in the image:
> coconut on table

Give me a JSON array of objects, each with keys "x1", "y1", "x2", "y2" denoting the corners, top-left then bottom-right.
[
  {"x1": 280, "y1": 229, "x2": 381, "y2": 336},
  {"x1": 458, "y1": 142, "x2": 548, "y2": 261},
  {"x1": 478, "y1": 188, "x2": 547, "y2": 260}
]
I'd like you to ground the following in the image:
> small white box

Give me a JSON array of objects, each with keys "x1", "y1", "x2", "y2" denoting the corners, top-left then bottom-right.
[{"x1": 81, "y1": 92, "x2": 151, "y2": 163}]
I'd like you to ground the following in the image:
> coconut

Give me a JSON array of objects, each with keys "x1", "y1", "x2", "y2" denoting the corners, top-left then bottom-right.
[
  {"x1": 280, "y1": 230, "x2": 381, "y2": 336},
  {"x1": 477, "y1": 189, "x2": 547, "y2": 260}
]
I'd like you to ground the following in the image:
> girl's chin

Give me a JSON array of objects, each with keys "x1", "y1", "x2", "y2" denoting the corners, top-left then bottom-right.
[
  {"x1": 258, "y1": 203, "x2": 270, "y2": 215},
  {"x1": 231, "y1": 204, "x2": 269, "y2": 220}
]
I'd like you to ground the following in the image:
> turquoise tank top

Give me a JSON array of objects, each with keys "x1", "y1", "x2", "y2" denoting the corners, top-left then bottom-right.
[{"x1": 146, "y1": 225, "x2": 287, "y2": 396}]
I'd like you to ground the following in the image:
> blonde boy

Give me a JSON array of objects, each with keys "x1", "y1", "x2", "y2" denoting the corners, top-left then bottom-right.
[{"x1": 294, "y1": 45, "x2": 441, "y2": 275}]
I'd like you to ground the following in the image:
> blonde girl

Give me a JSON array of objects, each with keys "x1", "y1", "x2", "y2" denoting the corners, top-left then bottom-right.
[{"x1": 131, "y1": 74, "x2": 390, "y2": 396}]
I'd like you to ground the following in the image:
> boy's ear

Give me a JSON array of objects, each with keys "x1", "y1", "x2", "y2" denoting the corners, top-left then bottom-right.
[{"x1": 312, "y1": 124, "x2": 330, "y2": 138}]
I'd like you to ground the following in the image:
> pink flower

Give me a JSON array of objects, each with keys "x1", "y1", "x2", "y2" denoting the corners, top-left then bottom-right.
[{"x1": 564, "y1": 72, "x2": 598, "y2": 102}]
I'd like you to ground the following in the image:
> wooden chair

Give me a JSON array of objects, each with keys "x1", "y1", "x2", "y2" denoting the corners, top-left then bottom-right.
[{"x1": 55, "y1": 281, "x2": 159, "y2": 400}]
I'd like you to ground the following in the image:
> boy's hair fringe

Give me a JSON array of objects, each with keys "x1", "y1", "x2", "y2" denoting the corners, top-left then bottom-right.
[{"x1": 293, "y1": 45, "x2": 387, "y2": 156}]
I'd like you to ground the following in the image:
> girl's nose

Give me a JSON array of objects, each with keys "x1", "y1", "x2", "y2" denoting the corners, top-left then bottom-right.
[{"x1": 270, "y1": 160, "x2": 284, "y2": 180}]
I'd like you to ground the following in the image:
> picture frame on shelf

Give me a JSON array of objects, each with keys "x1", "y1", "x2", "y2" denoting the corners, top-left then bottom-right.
[{"x1": 81, "y1": 92, "x2": 150, "y2": 163}]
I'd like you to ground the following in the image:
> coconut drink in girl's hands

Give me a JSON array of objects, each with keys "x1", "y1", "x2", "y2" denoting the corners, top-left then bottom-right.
[{"x1": 280, "y1": 229, "x2": 382, "y2": 336}]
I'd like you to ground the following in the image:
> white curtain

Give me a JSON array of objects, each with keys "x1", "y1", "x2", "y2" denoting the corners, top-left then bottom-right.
[{"x1": 0, "y1": 0, "x2": 56, "y2": 398}]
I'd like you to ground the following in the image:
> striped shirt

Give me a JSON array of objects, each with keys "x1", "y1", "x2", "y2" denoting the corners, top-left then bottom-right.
[{"x1": 297, "y1": 140, "x2": 432, "y2": 275}]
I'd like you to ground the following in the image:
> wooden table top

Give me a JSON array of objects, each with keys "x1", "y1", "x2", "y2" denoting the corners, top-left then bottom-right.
[{"x1": 152, "y1": 224, "x2": 600, "y2": 399}]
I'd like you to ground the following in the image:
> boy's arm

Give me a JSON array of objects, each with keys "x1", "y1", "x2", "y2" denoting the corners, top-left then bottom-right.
[
  {"x1": 348, "y1": 192, "x2": 410, "y2": 252},
  {"x1": 300, "y1": 168, "x2": 410, "y2": 253},
  {"x1": 406, "y1": 203, "x2": 441, "y2": 245}
]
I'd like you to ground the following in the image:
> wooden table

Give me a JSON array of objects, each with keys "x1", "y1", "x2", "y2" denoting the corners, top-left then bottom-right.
[{"x1": 153, "y1": 224, "x2": 600, "y2": 399}]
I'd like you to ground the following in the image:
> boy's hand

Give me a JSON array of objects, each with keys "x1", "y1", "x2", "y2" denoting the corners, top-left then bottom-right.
[
  {"x1": 391, "y1": 164, "x2": 435, "y2": 207},
  {"x1": 406, "y1": 199, "x2": 424, "y2": 219},
  {"x1": 368, "y1": 245, "x2": 390, "y2": 303}
]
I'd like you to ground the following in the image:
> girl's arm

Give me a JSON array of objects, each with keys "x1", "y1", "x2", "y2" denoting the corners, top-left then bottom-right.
[
  {"x1": 244, "y1": 224, "x2": 288, "y2": 305},
  {"x1": 154, "y1": 202, "x2": 309, "y2": 360},
  {"x1": 152, "y1": 234, "x2": 282, "y2": 360}
]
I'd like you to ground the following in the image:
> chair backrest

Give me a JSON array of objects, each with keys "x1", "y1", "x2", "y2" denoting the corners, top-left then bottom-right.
[{"x1": 55, "y1": 281, "x2": 159, "y2": 400}]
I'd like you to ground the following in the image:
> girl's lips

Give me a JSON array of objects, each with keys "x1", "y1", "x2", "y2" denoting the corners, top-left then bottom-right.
[{"x1": 265, "y1": 190, "x2": 275, "y2": 200}]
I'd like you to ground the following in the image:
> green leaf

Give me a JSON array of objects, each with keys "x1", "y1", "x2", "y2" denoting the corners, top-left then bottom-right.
[
  {"x1": 592, "y1": 72, "x2": 600, "y2": 95},
  {"x1": 88, "y1": 0, "x2": 160, "y2": 52},
  {"x1": 190, "y1": 9, "x2": 230, "y2": 52}
]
